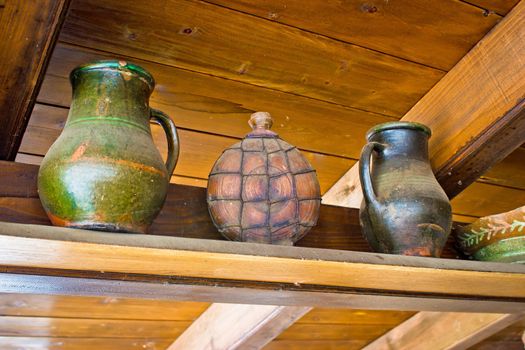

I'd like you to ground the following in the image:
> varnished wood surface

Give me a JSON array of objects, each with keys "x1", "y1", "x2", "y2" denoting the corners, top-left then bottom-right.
[
  {"x1": 0, "y1": 337, "x2": 173, "y2": 350},
  {"x1": 467, "y1": 0, "x2": 520, "y2": 15},
  {"x1": 363, "y1": 312, "x2": 524, "y2": 350},
  {"x1": 481, "y1": 147, "x2": 525, "y2": 190},
  {"x1": 169, "y1": 304, "x2": 310, "y2": 350},
  {"x1": 471, "y1": 318, "x2": 525, "y2": 349},
  {"x1": 299, "y1": 309, "x2": 414, "y2": 325},
  {"x1": 0, "y1": 294, "x2": 208, "y2": 320},
  {"x1": 59, "y1": 0, "x2": 444, "y2": 117},
  {"x1": 0, "y1": 0, "x2": 70, "y2": 159},
  {"x1": 0, "y1": 222, "x2": 525, "y2": 302},
  {"x1": 0, "y1": 316, "x2": 190, "y2": 338},
  {"x1": 206, "y1": 0, "x2": 501, "y2": 70}
]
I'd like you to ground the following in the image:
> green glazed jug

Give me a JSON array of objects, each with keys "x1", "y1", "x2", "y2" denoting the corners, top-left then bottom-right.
[{"x1": 38, "y1": 60, "x2": 179, "y2": 234}]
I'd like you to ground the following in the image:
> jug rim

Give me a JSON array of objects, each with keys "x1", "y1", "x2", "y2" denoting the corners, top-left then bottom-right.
[
  {"x1": 366, "y1": 121, "x2": 431, "y2": 140},
  {"x1": 70, "y1": 60, "x2": 155, "y2": 90}
]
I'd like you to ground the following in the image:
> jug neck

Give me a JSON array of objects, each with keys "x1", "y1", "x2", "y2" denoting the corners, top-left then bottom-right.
[
  {"x1": 368, "y1": 123, "x2": 430, "y2": 161},
  {"x1": 66, "y1": 61, "x2": 155, "y2": 132}
]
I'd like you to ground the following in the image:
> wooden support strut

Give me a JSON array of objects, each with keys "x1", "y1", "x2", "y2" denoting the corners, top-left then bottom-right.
[
  {"x1": 0, "y1": 0, "x2": 71, "y2": 160},
  {"x1": 362, "y1": 312, "x2": 525, "y2": 350}
]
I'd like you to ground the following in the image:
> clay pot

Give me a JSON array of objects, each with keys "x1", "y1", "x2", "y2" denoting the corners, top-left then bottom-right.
[
  {"x1": 455, "y1": 206, "x2": 525, "y2": 263},
  {"x1": 38, "y1": 60, "x2": 179, "y2": 233},
  {"x1": 359, "y1": 122, "x2": 452, "y2": 257},
  {"x1": 207, "y1": 112, "x2": 321, "y2": 245}
]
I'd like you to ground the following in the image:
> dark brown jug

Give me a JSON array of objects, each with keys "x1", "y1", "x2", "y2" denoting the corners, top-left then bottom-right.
[
  {"x1": 359, "y1": 122, "x2": 452, "y2": 257},
  {"x1": 38, "y1": 60, "x2": 179, "y2": 234}
]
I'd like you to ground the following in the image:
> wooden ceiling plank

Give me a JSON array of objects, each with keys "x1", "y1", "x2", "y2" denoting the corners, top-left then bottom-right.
[
  {"x1": 362, "y1": 312, "x2": 524, "y2": 350},
  {"x1": 263, "y1": 340, "x2": 369, "y2": 350},
  {"x1": 322, "y1": 0, "x2": 525, "y2": 207},
  {"x1": 0, "y1": 316, "x2": 191, "y2": 338},
  {"x1": 0, "y1": 294, "x2": 208, "y2": 321},
  {"x1": 464, "y1": 0, "x2": 520, "y2": 15},
  {"x1": 39, "y1": 43, "x2": 394, "y2": 160},
  {"x1": 298, "y1": 309, "x2": 415, "y2": 325},
  {"x1": 59, "y1": 0, "x2": 444, "y2": 117},
  {"x1": 205, "y1": 0, "x2": 502, "y2": 71},
  {"x1": 0, "y1": 0, "x2": 70, "y2": 160},
  {"x1": 0, "y1": 337, "x2": 174, "y2": 350},
  {"x1": 168, "y1": 304, "x2": 311, "y2": 350}
]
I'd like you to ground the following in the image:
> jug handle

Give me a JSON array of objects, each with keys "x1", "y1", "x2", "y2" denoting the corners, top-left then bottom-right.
[
  {"x1": 359, "y1": 141, "x2": 385, "y2": 208},
  {"x1": 150, "y1": 109, "x2": 179, "y2": 177}
]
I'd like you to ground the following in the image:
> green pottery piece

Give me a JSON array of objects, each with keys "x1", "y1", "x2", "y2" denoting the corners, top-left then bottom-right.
[
  {"x1": 359, "y1": 122, "x2": 452, "y2": 257},
  {"x1": 38, "y1": 60, "x2": 179, "y2": 233},
  {"x1": 456, "y1": 206, "x2": 525, "y2": 263}
]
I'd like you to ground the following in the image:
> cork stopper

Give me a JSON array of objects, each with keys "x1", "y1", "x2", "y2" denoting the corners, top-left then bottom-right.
[
  {"x1": 246, "y1": 112, "x2": 277, "y2": 138},
  {"x1": 249, "y1": 111, "x2": 273, "y2": 130}
]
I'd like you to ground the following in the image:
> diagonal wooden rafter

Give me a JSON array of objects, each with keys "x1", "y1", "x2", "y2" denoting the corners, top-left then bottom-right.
[
  {"x1": 363, "y1": 312, "x2": 524, "y2": 350},
  {"x1": 171, "y1": 1, "x2": 525, "y2": 349},
  {"x1": 168, "y1": 304, "x2": 311, "y2": 350}
]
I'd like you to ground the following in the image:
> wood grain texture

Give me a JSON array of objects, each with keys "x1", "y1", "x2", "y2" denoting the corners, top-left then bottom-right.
[
  {"x1": 39, "y1": 43, "x2": 394, "y2": 159},
  {"x1": 451, "y1": 182, "x2": 525, "y2": 218},
  {"x1": 323, "y1": 1, "x2": 525, "y2": 207},
  {"x1": 0, "y1": 337, "x2": 173, "y2": 350},
  {"x1": 465, "y1": 0, "x2": 520, "y2": 15},
  {"x1": 2, "y1": 272, "x2": 524, "y2": 313},
  {"x1": 362, "y1": 312, "x2": 524, "y2": 350},
  {"x1": 0, "y1": 0, "x2": 70, "y2": 160},
  {"x1": 298, "y1": 309, "x2": 414, "y2": 325},
  {"x1": 435, "y1": 99, "x2": 525, "y2": 198},
  {"x1": 169, "y1": 304, "x2": 311, "y2": 350},
  {"x1": 206, "y1": 0, "x2": 501, "y2": 70},
  {"x1": 20, "y1": 103, "x2": 354, "y2": 194},
  {"x1": 480, "y1": 147, "x2": 525, "y2": 190},
  {"x1": 0, "y1": 222, "x2": 524, "y2": 300},
  {"x1": 471, "y1": 318, "x2": 525, "y2": 349},
  {"x1": 59, "y1": 0, "x2": 444, "y2": 117},
  {"x1": 0, "y1": 316, "x2": 190, "y2": 338},
  {"x1": 0, "y1": 294, "x2": 208, "y2": 321},
  {"x1": 264, "y1": 340, "x2": 369, "y2": 350}
]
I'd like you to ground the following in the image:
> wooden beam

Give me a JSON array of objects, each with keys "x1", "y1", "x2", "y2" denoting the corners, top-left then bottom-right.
[
  {"x1": 0, "y1": 160, "x2": 464, "y2": 256},
  {"x1": 168, "y1": 304, "x2": 311, "y2": 350},
  {"x1": 322, "y1": 0, "x2": 525, "y2": 207},
  {"x1": 0, "y1": 221, "x2": 524, "y2": 311},
  {"x1": 363, "y1": 312, "x2": 524, "y2": 350},
  {"x1": 0, "y1": 0, "x2": 70, "y2": 160}
]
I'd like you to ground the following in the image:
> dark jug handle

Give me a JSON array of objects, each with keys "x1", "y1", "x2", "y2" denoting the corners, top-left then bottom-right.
[
  {"x1": 359, "y1": 142, "x2": 385, "y2": 207},
  {"x1": 150, "y1": 109, "x2": 179, "y2": 177}
]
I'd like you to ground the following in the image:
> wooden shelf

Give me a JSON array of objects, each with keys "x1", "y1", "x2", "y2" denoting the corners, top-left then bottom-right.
[{"x1": 0, "y1": 221, "x2": 523, "y2": 313}]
